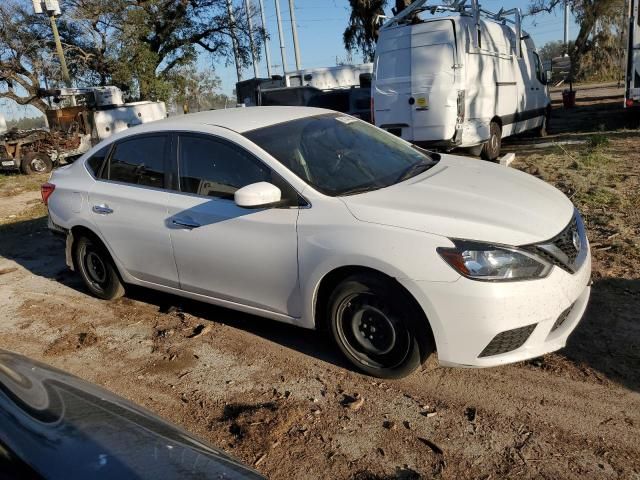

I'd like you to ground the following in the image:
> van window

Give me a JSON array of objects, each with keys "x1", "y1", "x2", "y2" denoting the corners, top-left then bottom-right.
[
  {"x1": 532, "y1": 51, "x2": 544, "y2": 83},
  {"x1": 106, "y1": 135, "x2": 167, "y2": 188},
  {"x1": 375, "y1": 49, "x2": 411, "y2": 81}
]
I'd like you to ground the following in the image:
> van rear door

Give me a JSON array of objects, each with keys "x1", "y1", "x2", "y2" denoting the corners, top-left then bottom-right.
[
  {"x1": 374, "y1": 20, "x2": 458, "y2": 143},
  {"x1": 373, "y1": 26, "x2": 413, "y2": 138},
  {"x1": 409, "y1": 21, "x2": 458, "y2": 143}
]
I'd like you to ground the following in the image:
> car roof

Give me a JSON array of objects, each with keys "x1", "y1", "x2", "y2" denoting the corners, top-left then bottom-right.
[{"x1": 140, "y1": 106, "x2": 331, "y2": 134}]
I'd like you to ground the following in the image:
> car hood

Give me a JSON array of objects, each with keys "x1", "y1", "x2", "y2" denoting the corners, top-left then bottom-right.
[{"x1": 340, "y1": 154, "x2": 574, "y2": 246}]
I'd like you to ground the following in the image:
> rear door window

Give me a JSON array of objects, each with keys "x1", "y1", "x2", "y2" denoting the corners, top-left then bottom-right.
[{"x1": 105, "y1": 135, "x2": 167, "y2": 188}]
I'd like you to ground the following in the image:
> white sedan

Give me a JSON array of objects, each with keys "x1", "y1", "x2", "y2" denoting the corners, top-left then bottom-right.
[{"x1": 44, "y1": 107, "x2": 591, "y2": 378}]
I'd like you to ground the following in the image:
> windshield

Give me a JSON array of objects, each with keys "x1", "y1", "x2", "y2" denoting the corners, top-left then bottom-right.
[{"x1": 243, "y1": 113, "x2": 438, "y2": 196}]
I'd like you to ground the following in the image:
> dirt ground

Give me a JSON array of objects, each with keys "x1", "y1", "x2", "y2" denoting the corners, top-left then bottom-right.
[{"x1": 1, "y1": 87, "x2": 639, "y2": 479}]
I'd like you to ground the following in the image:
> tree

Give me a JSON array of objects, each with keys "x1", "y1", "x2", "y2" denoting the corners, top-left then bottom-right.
[
  {"x1": 109, "y1": 0, "x2": 262, "y2": 100},
  {"x1": 527, "y1": 0, "x2": 625, "y2": 80},
  {"x1": 344, "y1": 0, "x2": 388, "y2": 62},
  {"x1": 538, "y1": 40, "x2": 569, "y2": 61},
  {"x1": 1, "y1": 0, "x2": 261, "y2": 111},
  {"x1": 0, "y1": 2, "x2": 54, "y2": 112},
  {"x1": 168, "y1": 66, "x2": 230, "y2": 112}
]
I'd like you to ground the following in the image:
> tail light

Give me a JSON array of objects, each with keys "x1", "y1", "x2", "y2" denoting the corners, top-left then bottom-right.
[
  {"x1": 370, "y1": 96, "x2": 375, "y2": 125},
  {"x1": 41, "y1": 183, "x2": 55, "y2": 206},
  {"x1": 626, "y1": 98, "x2": 635, "y2": 108}
]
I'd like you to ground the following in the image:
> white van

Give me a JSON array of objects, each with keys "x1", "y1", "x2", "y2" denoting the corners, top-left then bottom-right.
[
  {"x1": 625, "y1": 0, "x2": 639, "y2": 108},
  {"x1": 373, "y1": 0, "x2": 550, "y2": 160}
]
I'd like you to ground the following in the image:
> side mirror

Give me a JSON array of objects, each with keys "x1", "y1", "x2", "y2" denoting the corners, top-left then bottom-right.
[{"x1": 234, "y1": 182, "x2": 282, "y2": 208}]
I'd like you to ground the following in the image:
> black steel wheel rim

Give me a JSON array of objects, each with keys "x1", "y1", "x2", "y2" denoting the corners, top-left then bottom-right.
[
  {"x1": 80, "y1": 243, "x2": 107, "y2": 291},
  {"x1": 336, "y1": 292, "x2": 411, "y2": 370}
]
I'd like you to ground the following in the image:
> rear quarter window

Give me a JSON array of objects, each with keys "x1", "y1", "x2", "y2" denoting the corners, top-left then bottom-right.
[{"x1": 85, "y1": 145, "x2": 111, "y2": 177}]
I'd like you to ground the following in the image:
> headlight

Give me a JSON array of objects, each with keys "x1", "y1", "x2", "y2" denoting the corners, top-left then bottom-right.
[{"x1": 437, "y1": 240, "x2": 551, "y2": 281}]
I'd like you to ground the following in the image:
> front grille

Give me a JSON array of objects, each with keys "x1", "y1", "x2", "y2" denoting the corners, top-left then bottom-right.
[
  {"x1": 551, "y1": 304, "x2": 574, "y2": 332},
  {"x1": 524, "y1": 214, "x2": 583, "y2": 274},
  {"x1": 478, "y1": 324, "x2": 537, "y2": 357},
  {"x1": 552, "y1": 216, "x2": 579, "y2": 263}
]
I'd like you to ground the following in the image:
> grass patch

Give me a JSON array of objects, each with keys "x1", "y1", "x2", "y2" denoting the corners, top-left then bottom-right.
[
  {"x1": 0, "y1": 203, "x2": 47, "y2": 226},
  {"x1": 586, "y1": 133, "x2": 610, "y2": 150},
  {"x1": 575, "y1": 186, "x2": 620, "y2": 208},
  {"x1": 0, "y1": 172, "x2": 49, "y2": 197}
]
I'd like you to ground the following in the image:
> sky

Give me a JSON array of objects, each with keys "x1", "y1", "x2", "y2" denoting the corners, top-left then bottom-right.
[
  {"x1": 213, "y1": 0, "x2": 578, "y2": 96},
  {"x1": 1, "y1": 0, "x2": 577, "y2": 119}
]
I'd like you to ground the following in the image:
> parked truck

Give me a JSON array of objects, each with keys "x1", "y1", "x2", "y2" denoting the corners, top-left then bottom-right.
[
  {"x1": 372, "y1": 0, "x2": 551, "y2": 160},
  {"x1": 625, "y1": 0, "x2": 640, "y2": 108},
  {"x1": 0, "y1": 86, "x2": 166, "y2": 174},
  {"x1": 236, "y1": 64, "x2": 373, "y2": 122}
]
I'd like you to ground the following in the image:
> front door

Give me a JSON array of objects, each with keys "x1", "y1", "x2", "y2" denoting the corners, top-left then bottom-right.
[
  {"x1": 88, "y1": 133, "x2": 179, "y2": 287},
  {"x1": 166, "y1": 133, "x2": 301, "y2": 317}
]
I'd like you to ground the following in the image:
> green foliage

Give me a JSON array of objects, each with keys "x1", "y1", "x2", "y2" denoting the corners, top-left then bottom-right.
[
  {"x1": 586, "y1": 133, "x2": 610, "y2": 150},
  {"x1": 538, "y1": 40, "x2": 574, "y2": 61},
  {"x1": 344, "y1": 0, "x2": 388, "y2": 62},
  {"x1": 528, "y1": 0, "x2": 626, "y2": 82},
  {"x1": 1, "y1": 0, "x2": 260, "y2": 108},
  {"x1": 5, "y1": 115, "x2": 47, "y2": 130}
]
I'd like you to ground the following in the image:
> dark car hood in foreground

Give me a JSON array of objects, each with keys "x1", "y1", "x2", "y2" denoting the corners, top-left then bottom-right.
[{"x1": 0, "y1": 349, "x2": 264, "y2": 479}]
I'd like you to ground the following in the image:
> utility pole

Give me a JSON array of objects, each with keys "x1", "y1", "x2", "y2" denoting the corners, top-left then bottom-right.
[
  {"x1": 32, "y1": 1, "x2": 72, "y2": 87},
  {"x1": 288, "y1": 0, "x2": 301, "y2": 70},
  {"x1": 258, "y1": 0, "x2": 273, "y2": 77},
  {"x1": 226, "y1": 0, "x2": 243, "y2": 83},
  {"x1": 563, "y1": 0, "x2": 570, "y2": 55},
  {"x1": 48, "y1": 15, "x2": 72, "y2": 87},
  {"x1": 274, "y1": 0, "x2": 288, "y2": 75},
  {"x1": 244, "y1": 0, "x2": 259, "y2": 78}
]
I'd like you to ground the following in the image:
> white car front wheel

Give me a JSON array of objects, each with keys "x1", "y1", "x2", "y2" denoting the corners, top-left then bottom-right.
[{"x1": 328, "y1": 274, "x2": 432, "y2": 379}]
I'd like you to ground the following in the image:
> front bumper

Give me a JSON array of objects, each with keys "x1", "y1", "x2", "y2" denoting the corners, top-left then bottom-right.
[
  {"x1": 0, "y1": 158, "x2": 19, "y2": 171},
  {"x1": 400, "y1": 248, "x2": 591, "y2": 368}
]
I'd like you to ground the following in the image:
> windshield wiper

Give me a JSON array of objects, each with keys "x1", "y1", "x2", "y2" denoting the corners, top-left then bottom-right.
[
  {"x1": 395, "y1": 159, "x2": 436, "y2": 183},
  {"x1": 338, "y1": 184, "x2": 383, "y2": 196}
]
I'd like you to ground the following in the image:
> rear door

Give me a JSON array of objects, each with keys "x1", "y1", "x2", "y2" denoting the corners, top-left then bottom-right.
[
  {"x1": 89, "y1": 133, "x2": 179, "y2": 287},
  {"x1": 373, "y1": 26, "x2": 413, "y2": 138},
  {"x1": 409, "y1": 20, "x2": 458, "y2": 142}
]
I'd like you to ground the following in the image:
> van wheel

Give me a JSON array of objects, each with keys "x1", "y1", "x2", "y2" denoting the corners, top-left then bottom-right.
[
  {"x1": 75, "y1": 235, "x2": 125, "y2": 300},
  {"x1": 21, "y1": 152, "x2": 52, "y2": 175},
  {"x1": 328, "y1": 274, "x2": 433, "y2": 379},
  {"x1": 481, "y1": 121, "x2": 502, "y2": 161}
]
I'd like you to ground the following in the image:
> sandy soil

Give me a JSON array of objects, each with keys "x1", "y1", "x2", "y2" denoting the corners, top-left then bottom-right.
[{"x1": 0, "y1": 89, "x2": 639, "y2": 479}]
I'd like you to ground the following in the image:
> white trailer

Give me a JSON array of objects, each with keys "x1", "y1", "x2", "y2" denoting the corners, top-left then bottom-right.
[
  {"x1": 285, "y1": 63, "x2": 373, "y2": 89},
  {"x1": 372, "y1": 0, "x2": 550, "y2": 160},
  {"x1": 625, "y1": 0, "x2": 640, "y2": 108}
]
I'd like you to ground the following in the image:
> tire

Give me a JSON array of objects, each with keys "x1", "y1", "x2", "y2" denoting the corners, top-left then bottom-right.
[
  {"x1": 327, "y1": 274, "x2": 433, "y2": 379},
  {"x1": 466, "y1": 144, "x2": 484, "y2": 157},
  {"x1": 74, "y1": 235, "x2": 125, "y2": 300},
  {"x1": 21, "y1": 152, "x2": 53, "y2": 175},
  {"x1": 480, "y1": 121, "x2": 502, "y2": 161}
]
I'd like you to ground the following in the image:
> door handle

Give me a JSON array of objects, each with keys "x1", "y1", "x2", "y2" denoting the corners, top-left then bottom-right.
[
  {"x1": 172, "y1": 218, "x2": 201, "y2": 229},
  {"x1": 92, "y1": 204, "x2": 113, "y2": 215}
]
